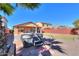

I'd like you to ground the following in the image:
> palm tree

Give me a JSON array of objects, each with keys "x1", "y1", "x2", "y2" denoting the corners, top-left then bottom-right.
[
  {"x1": 0, "y1": 3, "x2": 14, "y2": 16},
  {"x1": 0, "y1": 3, "x2": 40, "y2": 16},
  {"x1": 16, "y1": 3, "x2": 40, "y2": 10}
]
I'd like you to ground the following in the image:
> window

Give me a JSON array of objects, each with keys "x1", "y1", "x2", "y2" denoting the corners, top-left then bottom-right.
[{"x1": 19, "y1": 27, "x2": 24, "y2": 32}]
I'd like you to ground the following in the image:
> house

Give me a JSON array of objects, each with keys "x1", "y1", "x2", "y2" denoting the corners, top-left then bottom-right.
[{"x1": 13, "y1": 22, "x2": 53, "y2": 36}]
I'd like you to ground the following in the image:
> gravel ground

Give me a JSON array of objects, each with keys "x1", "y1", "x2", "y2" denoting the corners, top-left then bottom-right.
[
  {"x1": 55, "y1": 39, "x2": 79, "y2": 56},
  {"x1": 16, "y1": 38, "x2": 79, "y2": 56}
]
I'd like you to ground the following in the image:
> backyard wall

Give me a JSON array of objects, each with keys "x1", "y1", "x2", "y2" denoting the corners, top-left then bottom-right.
[{"x1": 43, "y1": 28, "x2": 79, "y2": 35}]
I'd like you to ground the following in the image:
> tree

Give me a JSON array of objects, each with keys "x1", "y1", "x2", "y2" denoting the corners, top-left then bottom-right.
[
  {"x1": 73, "y1": 19, "x2": 79, "y2": 29},
  {"x1": 0, "y1": 4, "x2": 14, "y2": 16},
  {"x1": 16, "y1": 3, "x2": 40, "y2": 10},
  {"x1": 0, "y1": 3, "x2": 40, "y2": 16}
]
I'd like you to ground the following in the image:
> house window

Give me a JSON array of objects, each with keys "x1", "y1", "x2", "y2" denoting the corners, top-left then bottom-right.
[{"x1": 19, "y1": 28, "x2": 24, "y2": 32}]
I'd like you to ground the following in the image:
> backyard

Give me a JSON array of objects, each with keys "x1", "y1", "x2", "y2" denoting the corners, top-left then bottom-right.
[
  {"x1": 0, "y1": 3, "x2": 79, "y2": 56},
  {"x1": 14, "y1": 33, "x2": 79, "y2": 56}
]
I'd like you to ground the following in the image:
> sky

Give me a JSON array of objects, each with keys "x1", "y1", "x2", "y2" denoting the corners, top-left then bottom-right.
[{"x1": 1, "y1": 3, "x2": 79, "y2": 29}]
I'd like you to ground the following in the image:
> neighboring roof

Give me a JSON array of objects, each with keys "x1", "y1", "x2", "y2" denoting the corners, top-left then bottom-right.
[{"x1": 36, "y1": 22, "x2": 52, "y2": 25}]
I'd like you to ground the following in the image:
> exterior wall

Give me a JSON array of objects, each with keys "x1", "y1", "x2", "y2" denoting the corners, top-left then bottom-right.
[
  {"x1": 52, "y1": 28, "x2": 71, "y2": 34},
  {"x1": 43, "y1": 28, "x2": 72, "y2": 34},
  {"x1": 42, "y1": 28, "x2": 53, "y2": 33},
  {"x1": 14, "y1": 27, "x2": 35, "y2": 35},
  {"x1": 14, "y1": 27, "x2": 19, "y2": 36}
]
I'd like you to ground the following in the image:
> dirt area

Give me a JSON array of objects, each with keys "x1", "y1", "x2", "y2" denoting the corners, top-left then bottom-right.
[
  {"x1": 55, "y1": 39, "x2": 79, "y2": 56},
  {"x1": 15, "y1": 37, "x2": 79, "y2": 56}
]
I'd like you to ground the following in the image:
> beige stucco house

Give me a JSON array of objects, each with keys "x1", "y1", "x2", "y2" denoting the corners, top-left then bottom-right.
[{"x1": 14, "y1": 22, "x2": 52, "y2": 36}]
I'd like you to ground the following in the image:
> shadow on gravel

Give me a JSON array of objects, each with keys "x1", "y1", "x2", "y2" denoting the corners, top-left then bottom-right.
[
  {"x1": 43, "y1": 38, "x2": 67, "y2": 55},
  {"x1": 16, "y1": 38, "x2": 67, "y2": 56}
]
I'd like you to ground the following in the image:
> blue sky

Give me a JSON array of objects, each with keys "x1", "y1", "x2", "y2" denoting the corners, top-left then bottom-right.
[{"x1": 1, "y1": 3, "x2": 79, "y2": 29}]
